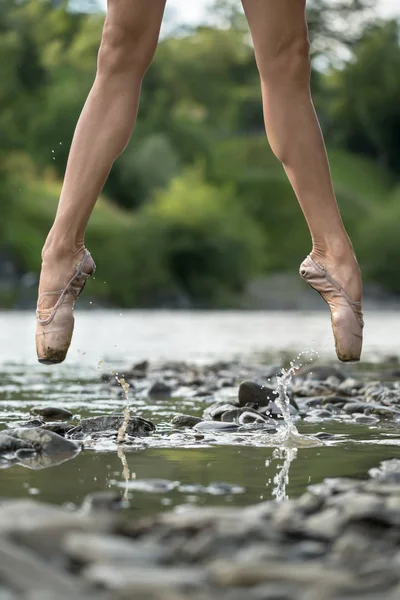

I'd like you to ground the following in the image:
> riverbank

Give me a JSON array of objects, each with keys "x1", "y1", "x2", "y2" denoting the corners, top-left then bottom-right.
[{"x1": 0, "y1": 457, "x2": 399, "y2": 600}]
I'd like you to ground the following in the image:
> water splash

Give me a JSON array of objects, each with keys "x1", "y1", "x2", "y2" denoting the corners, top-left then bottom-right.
[
  {"x1": 267, "y1": 349, "x2": 321, "y2": 448},
  {"x1": 271, "y1": 447, "x2": 298, "y2": 501},
  {"x1": 114, "y1": 374, "x2": 131, "y2": 444}
]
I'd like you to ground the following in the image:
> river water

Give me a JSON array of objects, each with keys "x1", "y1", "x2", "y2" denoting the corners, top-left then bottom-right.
[{"x1": 1, "y1": 310, "x2": 400, "y2": 517}]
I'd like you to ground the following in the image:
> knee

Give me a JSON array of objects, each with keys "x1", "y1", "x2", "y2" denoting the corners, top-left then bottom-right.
[
  {"x1": 257, "y1": 32, "x2": 311, "y2": 89},
  {"x1": 97, "y1": 17, "x2": 158, "y2": 80}
]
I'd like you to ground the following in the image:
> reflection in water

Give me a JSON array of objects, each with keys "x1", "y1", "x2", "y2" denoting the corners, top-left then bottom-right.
[
  {"x1": 270, "y1": 447, "x2": 298, "y2": 502},
  {"x1": 117, "y1": 447, "x2": 132, "y2": 499}
]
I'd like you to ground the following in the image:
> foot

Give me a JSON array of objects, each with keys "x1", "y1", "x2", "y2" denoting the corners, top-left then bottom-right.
[
  {"x1": 300, "y1": 246, "x2": 364, "y2": 363},
  {"x1": 310, "y1": 245, "x2": 362, "y2": 304},
  {"x1": 36, "y1": 246, "x2": 96, "y2": 365}
]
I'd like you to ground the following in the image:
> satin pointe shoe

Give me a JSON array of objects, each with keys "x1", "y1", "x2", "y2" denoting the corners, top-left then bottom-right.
[
  {"x1": 36, "y1": 249, "x2": 96, "y2": 365},
  {"x1": 299, "y1": 255, "x2": 364, "y2": 363}
]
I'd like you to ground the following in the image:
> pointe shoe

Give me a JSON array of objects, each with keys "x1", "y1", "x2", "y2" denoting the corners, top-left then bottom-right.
[
  {"x1": 299, "y1": 255, "x2": 364, "y2": 363},
  {"x1": 36, "y1": 249, "x2": 96, "y2": 365}
]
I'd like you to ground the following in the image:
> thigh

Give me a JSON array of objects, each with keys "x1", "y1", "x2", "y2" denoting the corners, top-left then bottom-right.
[{"x1": 241, "y1": 0, "x2": 308, "y2": 68}]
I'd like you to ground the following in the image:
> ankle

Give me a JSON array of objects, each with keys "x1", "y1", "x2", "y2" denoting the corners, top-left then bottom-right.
[
  {"x1": 312, "y1": 237, "x2": 357, "y2": 264},
  {"x1": 42, "y1": 235, "x2": 84, "y2": 264}
]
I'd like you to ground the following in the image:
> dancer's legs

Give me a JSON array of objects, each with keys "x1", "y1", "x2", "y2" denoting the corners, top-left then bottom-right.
[
  {"x1": 39, "y1": 0, "x2": 167, "y2": 305},
  {"x1": 241, "y1": 0, "x2": 361, "y2": 303}
]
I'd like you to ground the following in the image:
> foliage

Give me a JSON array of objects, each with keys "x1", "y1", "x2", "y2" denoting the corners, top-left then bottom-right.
[{"x1": 0, "y1": 0, "x2": 400, "y2": 306}]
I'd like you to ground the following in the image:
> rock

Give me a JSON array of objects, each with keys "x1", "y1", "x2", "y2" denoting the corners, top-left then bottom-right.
[
  {"x1": 338, "y1": 378, "x2": 363, "y2": 395},
  {"x1": 0, "y1": 538, "x2": 83, "y2": 595},
  {"x1": 343, "y1": 402, "x2": 371, "y2": 414},
  {"x1": 205, "y1": 483, "x2": 245, "y2": 496},
  {"x1": 221, "y1": 409, "x2": 242, "y2": 422},
  {"x1": 31, "y1": 407, "x2": 73, "y2": 421},
  {"x1": 84, "y1": 564, "x2": 206, "y2": 592},
  {"x1": 64, "y1": 532, "x2": 167, "y2": 566},
  {"x1": 41, "y1": 422, "x2": 76, "y2": 436},
  {"x1": 74, "y1": 416, "x2": 155, "y2": 437},
  {"x1": 132, "y1": 360, "x2": 149, "y2": 373},
  {"x1": 210, "y1": 560, "x2": 354, "y2": 588},
  {"x1": 193, "y1": 421, "x2": 239, "y2": 433},
  {"x1": 369, "y1": 459, "x2": 400, "y2": 484},
  {"x1": 238, "y1": 410, "x2": 272, "y2": 425},
  {"x1": 238, "y1": 381, "x2": 277, "y2": 407},
  {"x1": 294, "y1": 365, "x2": 346, "y2": 382},
  {"x1": 0, "y1": 429, "x2": 80, "y2": 469},
  {"x1": 11, "y1": 419, "x2": 45, "y2": 429},
  {"x1": 0, "y1": 500, "x2": 115, "y2": 561},
  {"x1": 149, "y1": 381, "x2": 173, "y2": 398},
  {"x1": 12, "y1": 428, "x2": 79, "y2": 456},
  {"x1": 302, "y1": 508, "x2": 343, "y2": 540},
  {"x1": 114, "y1": 479, "x2": 180, "y2": 493},
  {"x1": 171, "y1": 415, "x2": 202, "y2": 428},
  {"x1": 203, "y1": 403, "x2": 239, "y2": 421},
  {"x1": 81, "y1": 491, "x2": 125, "y2": 514},
  {"x1": 0, "y1": 433, "x2": 34, "y2": 455}
]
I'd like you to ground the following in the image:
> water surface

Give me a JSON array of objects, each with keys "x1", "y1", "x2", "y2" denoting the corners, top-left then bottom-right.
[{"x1": 1, "y1": 310, "x2": 399, "y2": 517}]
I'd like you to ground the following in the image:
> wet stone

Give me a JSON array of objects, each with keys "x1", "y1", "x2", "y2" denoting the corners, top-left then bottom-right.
[
  {"x1": 81, "y1": 491, "x2": 125, "y2": 514},
  {"x1": 31, "y1": 407, "x2": 73, "y2": 421},
  {"x1": 41, "y1": 422, "x2": 76, "y2": 436},
  {"x1": 193, "y1": 421, "x2": 239, "y2": 433},
  {"x1": 171, "y1": 414, "x2": 202, "y2": 428},
  {"x1": 295, "y1": 365, "x2": 346, "y2": 382},
  {"x1": 221, "y1": 409, "x2": 241, "y2": 422},
  {"x1": 11, "y1": 419, "x2": 45, "y2": 429},
  {"x1": 238, "y1": 381, "x2": 277, "y2": 408},
  {"x1": 203, "y1": 403, "x2": 239, "y2": 421},
  {"x1": 0, "y1": 433, "x2": 34, "y2": 454},
  {"x1": 74, "y1": 415, "x2": 155, "y2": 437},
  {"x1": 149, "y1": 381, "x2": 173, "y2": 398}
]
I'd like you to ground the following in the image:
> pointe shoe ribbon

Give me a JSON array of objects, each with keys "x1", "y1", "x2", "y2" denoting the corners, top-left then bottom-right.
[
  {"x1": 299, "y1": 255, "x2": 364, "y2": 363},
  {"x1": 36, "y1": 249, "x2": 96, "y2": 364}
]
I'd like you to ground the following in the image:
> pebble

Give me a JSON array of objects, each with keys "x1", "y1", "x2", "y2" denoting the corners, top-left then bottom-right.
[
  {"x1": 149, "y1": 381, "x2": 173, "y2": 398},
  {"x1": 0, "y1": 459, "x2": 398, "y2": 600},
  {"x1": 238, "y1": 381, "x2": 277, "y2": 407},
  {"x1": 31, "y1": 407, "x2": 73, "y2": 421},
  {"x1": 171, "y1": 414, "x2": 202, "y2": 428}
]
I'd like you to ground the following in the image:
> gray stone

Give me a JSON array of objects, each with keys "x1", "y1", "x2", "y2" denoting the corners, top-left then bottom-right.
[
  {"x1": 171, "y1": 414, "x2": 202, "y2": 428},
  {"x1": 303, "y1": 508, "x2": 343, "y2": 540},
  {"x1": 0, "y1": 433, "x2": 34, "y2": 454},
  {"x1": 75, "y1": 416, "x2": 155, "y2": 437},
  {"x1": 31, "y1": 407, "x2": 73, "y2": 421},
  {"x1": 203, "y1": 403, "x2": 239, "y2": 421},
  {"x1": 221, "y1": 409, "x2": 242, "y2": 422},
  {"x1": 193, "y1": 421, "x2": 239, "y2": 433},
  {"x1": 81, "y1": 491, "x2": 124, "y2": 513},
  {"x1": 41, "y1": 422, "x2": 76, "y2": 436},
  {"x1": 84, "y1": 565, "x2": 206, "y2": 591},
  {"x1": 0, "y1": 538, "x2": 83, "y2": 595},
  {"x1": 64, "y1": 532, "x2": 168, "y2": 565},
  {"x1": 295, "y1": 365, "x2": 346, "y2": 382},
  {"x1": 238, "y1": 381, "x2": 277, "y2": 407},
  {"x1": 210, "y1": 560, "x2": 354, "y2": 588},
  {"x1": 148, "y1": 381, "x2": 173, "y2": 398}
]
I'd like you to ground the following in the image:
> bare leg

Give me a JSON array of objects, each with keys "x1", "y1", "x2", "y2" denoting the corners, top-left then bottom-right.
[
  {"x1": 241, "y1": 0, "x2": 362, "y2": 303},
  {"x1": 39, "y1": 0, "x2": 167, "y2": 307}
]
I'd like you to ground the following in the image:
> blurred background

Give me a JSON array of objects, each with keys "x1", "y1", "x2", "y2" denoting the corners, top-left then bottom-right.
[{"x1": 1, "y1": 0, "x2": 400, "y2": 311}]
